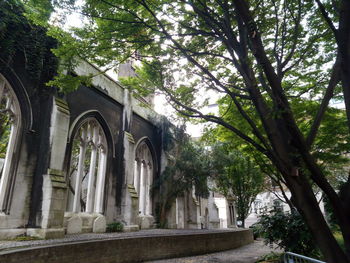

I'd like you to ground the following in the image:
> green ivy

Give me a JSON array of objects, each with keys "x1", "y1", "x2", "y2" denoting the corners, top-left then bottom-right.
[{"x1": 0, "y1": 0, "x2": 57, "y2": 84}]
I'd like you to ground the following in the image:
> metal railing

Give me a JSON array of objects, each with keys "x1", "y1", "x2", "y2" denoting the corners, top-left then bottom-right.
[{"x1": 283, "y1": 252, "x2": 326, "y2": 263}]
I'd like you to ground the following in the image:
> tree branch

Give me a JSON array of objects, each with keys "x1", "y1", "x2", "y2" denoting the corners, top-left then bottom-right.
[
  {"x1": 315, "y1": 0, "x2": 339, "y2": 41},
  {"x1": 306, "y1": 60, "x2": 340, "y2": 147}
]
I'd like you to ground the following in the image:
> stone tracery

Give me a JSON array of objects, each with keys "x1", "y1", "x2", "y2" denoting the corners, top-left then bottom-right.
[
  {"x1": 0, "y1": 74, "x2": 21, "y2": 212},
  {"x1": 134, "y1": 141, "x2": 153, "y2": 216},
  {"x1": 66, "y1": 118, "x2": 108, "y2": 214}
]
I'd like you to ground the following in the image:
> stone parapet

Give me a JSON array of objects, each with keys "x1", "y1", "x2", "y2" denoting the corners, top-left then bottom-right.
[{"x1": 0, "y1": 229, "x2": 253, "y2": 263}]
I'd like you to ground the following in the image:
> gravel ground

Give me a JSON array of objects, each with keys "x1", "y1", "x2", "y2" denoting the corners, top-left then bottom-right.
[
  {"x1": 0, "y1": 229, "x2": 240, "y2": 252},
  {"x1": 144, "y1": 240, "x2": 282, "y2": 263}
]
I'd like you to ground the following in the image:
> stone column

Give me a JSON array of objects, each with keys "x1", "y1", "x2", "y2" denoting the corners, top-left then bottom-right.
[
  {"x1": 120, "y1": 131, "x2": 139, "y2": 231},
  {"x1": 145, "y1": 164, "x2": 152, "y2": 215},
  {"x1": 72, "y1": 131, "x2": 87, "y2": 213},
  {"x1": 118, "y1": 85, "x2": 139, "y2": 231},
  {"x1": 133, "y1": 160, "x2": 140, "y2": 192},
  {"x1": 94, "y1": 147, "x2": 107, "y2": 213},
  {"x1": 139, "y1": 162, "x2": 146, "y2": 215},
  {"x1": 86, "y1": 126, "x2": 98, "y2": 213},
  {"x1": 28, "y1": 98, "x2": 70, "y2": 239}
]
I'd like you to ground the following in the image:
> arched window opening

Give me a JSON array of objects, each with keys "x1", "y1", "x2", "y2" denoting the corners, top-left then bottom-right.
[
  {"x1": 0, "y1": 75, "x2": 21, "y2": 211},
  {"x1": 67, "y1": 118, "x2": 107, "y2": 214},
  {"x1": 228, "y1": 202, "x2": 235, "y2": 226},
  {"x1": 134, "y1": 141, "x2": 154, "y2": 216}
]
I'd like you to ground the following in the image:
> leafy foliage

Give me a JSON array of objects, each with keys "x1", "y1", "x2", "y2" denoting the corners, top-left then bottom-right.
[
  {"x1": 0, "y1": 0, "x2": 57, "y2": 83},
  {"x1": 256, "y1": 252, "x2": 282, "y2": 263},
  {"x1": 253, "y1": 210, "x2": 320, "y2": 258},
  {"x1": 207, "y1": 96, "x2": 350, "y2": 175},
  {"x1": 106, "y1": 222, "x2": 124, "y2": 232},
  {"x1": 154, "y1": 136, "x2": 210, "y2": 227},
  {"x1": 210, "y1": 143, "x2": 265, "y2": 227}
]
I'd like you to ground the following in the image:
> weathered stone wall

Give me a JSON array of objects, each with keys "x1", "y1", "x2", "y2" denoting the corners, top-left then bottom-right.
[
  {"x1": 0, "y1": 229, "x2": 253, "y2": 263},
  {"x1": 0, "y1": 52, "x2": 56, "y2": 238},
  {"x1": 0, "y1": 3, "x2": 227, "y2": 237},
  {"x1": 0, "y1": 53, "x2": 167, "y2": 238}
]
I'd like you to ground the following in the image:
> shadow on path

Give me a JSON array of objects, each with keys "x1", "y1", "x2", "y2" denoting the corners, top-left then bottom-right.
[{"x1": 144, "y1": 240, "x2": 282, "y2": 263}]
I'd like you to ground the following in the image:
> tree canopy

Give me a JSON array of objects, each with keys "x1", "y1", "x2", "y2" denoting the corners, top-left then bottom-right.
[
  {"x1": 154, "y1": 136, "x2": 210, "y2": 227},
  {"x1": 210, "y1": 144, "x2": 265, "y2": 228},
  {"x1": 22, "y1": 0, "x2": 350, "y2": 262}
]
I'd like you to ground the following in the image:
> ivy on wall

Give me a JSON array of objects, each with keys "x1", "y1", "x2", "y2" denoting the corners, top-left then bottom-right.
[{"x1": 0, "y1": 0, "x2": 57, "y2": 84}]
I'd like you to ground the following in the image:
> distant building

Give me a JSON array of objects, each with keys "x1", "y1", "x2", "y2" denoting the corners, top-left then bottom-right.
[{"x1": 245, "y1": 189, "x2": 325, "y2": 227}]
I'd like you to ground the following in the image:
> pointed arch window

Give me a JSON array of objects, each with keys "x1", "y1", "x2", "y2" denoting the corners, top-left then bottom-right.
[
  {"x1": 67, "y1": 118, "x2": 107, "y2": 214},
  {"x1": 0, "y1": 74, "x2": 21, "y2": 212},
  {"x1": 134, "y1": 141, "x2": 154, "y2": 216}
]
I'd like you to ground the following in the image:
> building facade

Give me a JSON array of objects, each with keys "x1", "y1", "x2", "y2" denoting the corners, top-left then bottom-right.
[
  {"x1": 0, "y1": 51, "x2": 235, "y2": 239},
  {"x1": 0, "y1": 1, "x2": 239, "y2": 237}
]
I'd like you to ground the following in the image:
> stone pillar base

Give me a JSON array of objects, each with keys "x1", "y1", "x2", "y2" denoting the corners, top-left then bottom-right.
[
  {"x1": 0, "y1": 229, "x2": 27, "y2": 240},
  {"x1": 167, "y1": 223, "x2": 178, "y2": 229},
  {"x1": 209, "y1": 221, "x2": 220, "y2": 229},
  {"x1": 123, "y1": 225, "x2": 139, "y2": 232},
  {"x1": 138, "y1": 215, "x2": 155, "y2": 229},
  {"x1": 27, "y1": 228, "x2": 65, "y2": 239},
  {"x1": 188, "y1": 222, "x2": 201, "y2": 229}
]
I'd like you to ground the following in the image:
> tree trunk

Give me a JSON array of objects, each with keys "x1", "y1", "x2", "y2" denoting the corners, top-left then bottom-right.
[
  {"x1": 329, "y1": 0, "x2": 350, "y2": 256},
  {"x1": 241, "y1": 218, "x2": 245, "y2": 228},
  {"x1": 284, "y1": 171, "x2": 350, "y2": 263},
  {"x1": 230, "y1": 2, "x2": 349, "y2": 261},
  {"x1": 339, "y1": 0, "x2": 350, "y2": 133}
]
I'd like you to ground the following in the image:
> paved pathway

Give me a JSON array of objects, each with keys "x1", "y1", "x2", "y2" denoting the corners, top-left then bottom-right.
[{"x1": 144, "y1": 240, "x2": 282, "y2": 263}]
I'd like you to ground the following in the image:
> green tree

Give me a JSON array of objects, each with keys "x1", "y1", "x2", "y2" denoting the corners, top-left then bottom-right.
[
  {"x1": 23, "y1": 0, "x2": 350, "y2": 261},
  {"x1": 154, "y1": 133, "x2": 210, "y2": 227},
  {"x1": 211, "y1": 144, "x2": 264, "y2": 228},
  {"x1": 203, "y1": 96, "x2": 350, "y2": 211}
]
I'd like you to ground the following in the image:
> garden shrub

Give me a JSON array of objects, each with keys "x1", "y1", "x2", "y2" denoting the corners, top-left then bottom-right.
[
  {"x1": 106, "y1": 222, "x2": 124, "y2": 232},
  {"x1": 253, "y1": 209, "x2": 320, "y2": 258},
  {"x1": 256, "y1": 252, "x2": 282, "y2": 263}
]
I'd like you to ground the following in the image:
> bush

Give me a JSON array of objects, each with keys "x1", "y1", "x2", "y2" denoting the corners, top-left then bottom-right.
[
  {"x1": 254, "y1": 210, "x2": 320, "y2": 258},
  {"x1": 256, "y1": 252, "x2": 282, "y2": 263},
  {"x1": 106, "y1": 222, "x2": 124, "y2": 232},
  {"x1": 251, "y1": 222, "x2": 262, "y2": 240}
]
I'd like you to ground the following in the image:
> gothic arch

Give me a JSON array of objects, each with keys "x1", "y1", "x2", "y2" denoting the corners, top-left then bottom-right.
[
  {"x1": 133, "y1": 138, "x2": 157, "y2": 216},
  {"x1": 0, "y1": 74, "x2": 24, "y2": 213},
  {"x1": 68, "y1": 110, "x2": 115, "y2": 157},
  {"x1": 0, "y1": 71, "x2": 32, "y2": 131},
  {"x1": 66, "y1": 112, "x2": 113, "y2": 214}
]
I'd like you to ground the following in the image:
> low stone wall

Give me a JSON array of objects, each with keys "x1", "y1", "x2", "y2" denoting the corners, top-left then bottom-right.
[{"x1": 0, "y1": 229, "x2": 253, "y2": 263}]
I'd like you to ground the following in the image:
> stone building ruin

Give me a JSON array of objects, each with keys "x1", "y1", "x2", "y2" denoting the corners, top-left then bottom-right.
[{"x1": 0, "y1": 5, "x2": 235, "y2": 238}]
